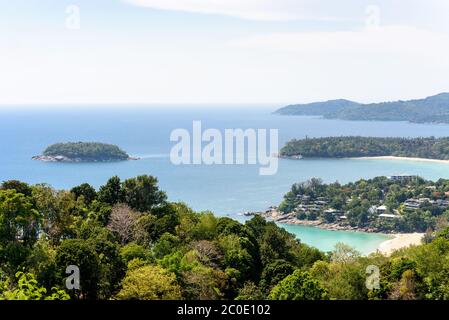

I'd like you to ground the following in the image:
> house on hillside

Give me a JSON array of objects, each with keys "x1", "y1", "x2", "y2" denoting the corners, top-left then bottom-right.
[{"x1": 388, "y1": 174, "x2": 418, "y2": 182}]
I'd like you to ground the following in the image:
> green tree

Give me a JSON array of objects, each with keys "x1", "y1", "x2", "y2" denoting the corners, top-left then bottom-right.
[
  {"x1": 120, "y1": 243, "x2": 152, "y2": 264},
  {"x1": 55, "y1": 239, "x2": 100, "y2": 299},
  {"x1": 235, "y1": 282, "x2": 265, "y2": 300},
  {"x1": 0, "y1": 190, "x2": 40, "y2": 273},
  {"x1": 260, "y1": 259, "x2": 295, "y2": 292},
  {"x1": 1, "y1": 180, "x2": 32, "y2": 197},
  {"x1": 116, "y1": 265, "x2": 182, "y2": 300},
  {"x1": 98, "y1": 176, "x2": 122, "y2": 206},
  {"x1": 0, "y1": 271, "x2": 69, "y2": 300},
  {"x1": 0, "y1": 190, "x2": 40, "y2": 247},
  {"x1": 71, "y1": 183, "x2": 97, "y2": 205},
  {"x1": 121, "y1": 175, "x2": 167, "y2": 212},
  {"x1": 268, "y1": 270, "x2": 328, "y2": 300}
]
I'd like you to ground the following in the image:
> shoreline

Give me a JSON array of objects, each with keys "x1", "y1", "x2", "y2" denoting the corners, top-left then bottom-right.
[
  {"x1": 253, "y1": 209, "x2": 424, "y2": 255},
  {"x1": 32, "y1": 155, "x2": 140, "y2": 162},
  {"x1": 352, "y1": 156, "x2": 449, "y2": 164},
  {"x1": 274, "y1": 217, "x2": 379, "y2": 233},
  {"x1": 278, "y1": 218, "x2": 424, "y2": 255},
  {"x1": 280, "y1": 154, "x2": 449, "y2": 164},
  {"x1": 377, "y1": 233, "x2": 424, "y2": 256}
]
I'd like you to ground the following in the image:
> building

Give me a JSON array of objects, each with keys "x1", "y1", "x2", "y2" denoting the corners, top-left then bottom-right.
[
  {"x1": 404, "y1": 198, "x2": 449, "y2": 210},
  {"x1": 388, "y1": 174, "x2": 419, "y2": 182},
  {"x1": 376, "y1": 205, "x2": 387, "y2": 214},
  {"x1": 379, "y1": 213, "x2": 400, "y2": 219}
]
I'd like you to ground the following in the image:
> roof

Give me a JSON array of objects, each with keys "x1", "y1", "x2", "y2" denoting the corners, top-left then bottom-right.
[{"x1": 379, "y1": 214, "x2": 400, "y2": 218}]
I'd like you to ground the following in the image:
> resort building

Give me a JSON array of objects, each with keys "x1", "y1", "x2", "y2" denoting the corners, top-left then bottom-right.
[
  {"x1": 388, "y1": 174, "x2": 419, "y2": 182},
  {"x1": 379, "y1": 213, "x2": 400, "y2": 219}
]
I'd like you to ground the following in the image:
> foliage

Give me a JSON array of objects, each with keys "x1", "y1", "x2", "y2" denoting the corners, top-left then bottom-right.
[
  {"x1": 279, "y1": 176, "x2": 449, "y2": 232},
  {"x1": 71, "y1": 183, "x2": 97, "y2": 204},
  {"x1": 0, "y1": 271, "x2": 69, "y2": 300},
  {"x1": 43, "y1": 142, "x2": 129, "y2": 161},
  {"x1": 281, "y1": 136, "x2": 449, "y2": 160},
  {"x1": 55, "y1": 239, "x2": 100, "y2": 299},
  {"x1": 116, "y1": 265, "x2": 182, "y2": 300},
  {"x1": 121, "y1": 175, "x2": 167, "y2": 212},
  {"x1": 1, "y1": 175, "x2": 449, "y2": 301},
  {"x1": 268, "y1": 270, "x2": 328, "y2": 300}
]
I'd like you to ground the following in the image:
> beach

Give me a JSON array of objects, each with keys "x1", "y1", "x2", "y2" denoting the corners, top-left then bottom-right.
[
  {"x1": 377, "y1": 233, "x2": 424, "y2": 256},
  {"x1": 354, "y1": 156, "x2": 449, "y2": 164}
]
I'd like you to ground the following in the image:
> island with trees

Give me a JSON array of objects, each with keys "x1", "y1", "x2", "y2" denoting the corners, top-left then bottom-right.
[
  {"x1": 274, "y1": 176, "x2": 449, "y2": 233},
  {"x1": 32, "y1": 142, "x2": 137, "y2": 162},
  {"x1": 275, "y1": 92, "x2": 449, "y2": 124},
  {"x1": 1, "y1": 174, "x2": 449, "y2": 300},
  {"x1": 279, "y1": 136, "x2": 449, "y2": 160}
]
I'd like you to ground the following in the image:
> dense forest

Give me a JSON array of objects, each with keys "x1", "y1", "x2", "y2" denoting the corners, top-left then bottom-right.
[
  {"x1": 2, "y1": 175, "x2": 449, "y2": 300},
  {"x1": 275, "y1": 92, "x2": 449, "y2": 123},
  {"x1": 279, "y1": 176, "x2": 449, "y2": 233},
  {"x1": 280, "y1": 136, "x2": 449, "y2": 160},
  {"x1": 41, "y1": 142, "x2": 130, "y2": 161}
]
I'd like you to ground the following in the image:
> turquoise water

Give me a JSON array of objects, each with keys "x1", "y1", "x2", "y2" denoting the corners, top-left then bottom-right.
[
  {"x1": 1, "y1": 106, "x2": 448, "y2": 254},
  {"x1": 280, "y1": 224, "x2": 392, "y2": 254}
]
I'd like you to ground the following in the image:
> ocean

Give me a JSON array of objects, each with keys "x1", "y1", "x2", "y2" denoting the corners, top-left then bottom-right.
[{"x1": 2, "y1": 105, "x2": 449, "y2": 253}]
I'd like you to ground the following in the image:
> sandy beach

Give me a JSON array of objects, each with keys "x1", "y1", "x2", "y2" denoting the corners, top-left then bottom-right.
[
  {"x1": 377, "y1": 233, "x2": 424, "y2": 256},
  {"x1": 354, "y1": 156, "x2": 449, "y2": 164}
]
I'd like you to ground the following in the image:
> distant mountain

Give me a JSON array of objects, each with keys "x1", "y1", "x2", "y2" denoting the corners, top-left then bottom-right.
[{"x1": 275, "y1": 93, "x2": 449, "y2": 123}]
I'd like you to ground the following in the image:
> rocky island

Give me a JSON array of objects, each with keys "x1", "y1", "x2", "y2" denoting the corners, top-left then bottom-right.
[{"x1": 32, "y1": 142, "x2": 138, "y2": 162}]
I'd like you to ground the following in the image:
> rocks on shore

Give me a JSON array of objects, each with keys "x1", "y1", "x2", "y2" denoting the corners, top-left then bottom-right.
[
  {"x1": 32, "y1": 155, "x2": 140, "y2": 162},
  {"x1": 246, "y1": 206, "x2": 379, "y2": 233},
  {"x1": 32, "y1": 155, "x2": 73, "y2": 162}
]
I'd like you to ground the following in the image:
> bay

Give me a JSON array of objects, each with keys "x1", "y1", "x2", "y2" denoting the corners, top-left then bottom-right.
[{"x1": 1, "y1": 105, "x2": 448, "y2": 254}]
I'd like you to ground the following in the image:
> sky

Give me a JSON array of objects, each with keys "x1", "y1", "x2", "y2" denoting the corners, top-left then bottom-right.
[{"x1": 1, "y1": 0, "x2": 449, "y2": 106}]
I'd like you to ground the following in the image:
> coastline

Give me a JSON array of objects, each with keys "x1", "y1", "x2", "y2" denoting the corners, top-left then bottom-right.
[
  {"x1": 278, "y1": 218, "x2": 424, "y2": 255},
  {"x1": 377, "y1": 233, "x2": 424, "y2": 256},
  {"x1": 259, "y1": 210, "x2": 379, "y2": 233},
  {"x1": 254, "y1": 209, "x2": 424, "y2": 255},
  {"x1": 32, "y1": 155, "x2": 140, "y2": 162},
  {"x1": 352, "y1": 156, "x2": 449, "y2": 164},
  {"x1": 274, "y1": 216, "x2": 378, "y2": 233}
]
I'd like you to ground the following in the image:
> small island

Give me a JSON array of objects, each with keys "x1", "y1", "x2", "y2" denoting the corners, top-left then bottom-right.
[
  {"x1": 32, "y1": 142, "x2": 138, "y2": 162},
  {"x1": 280, "y1": 136, "x2": 449, "y2": 161}
]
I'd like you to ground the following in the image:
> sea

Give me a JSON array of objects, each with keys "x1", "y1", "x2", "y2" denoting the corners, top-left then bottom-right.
[{"x1": 2, "y1": 105, "x2": 449, "y2": 254}]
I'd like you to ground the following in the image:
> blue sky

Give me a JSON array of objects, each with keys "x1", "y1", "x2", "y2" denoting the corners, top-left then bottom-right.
[{"x1": 1, "y1": 0, "x2": 449, "y2": 105}]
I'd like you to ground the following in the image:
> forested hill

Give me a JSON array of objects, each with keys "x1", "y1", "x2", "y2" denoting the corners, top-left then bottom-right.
[
  {"x1": 280, "y1": 136, "x2": 449, "y2": 160},
  {"x1": 2, "y1": 175, "x2": 449, "y2": 300},
  {"x1": 35, "y1": 142, "x2": 131, "y2": 162},
  {"x1": 275, "y1": 93, "x2": 449, "y2": 123}
]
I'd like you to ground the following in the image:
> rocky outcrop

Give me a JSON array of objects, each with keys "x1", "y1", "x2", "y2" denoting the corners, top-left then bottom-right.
[
  {"x1": 32, "y1": 155, "x2": 140, "y2": 162},
  {"x1": 32, "y1": 155, "x2": 73, "y2": 162},
  {"x1": 247, "y1": 206, "x2": 381, "y2": 233}
]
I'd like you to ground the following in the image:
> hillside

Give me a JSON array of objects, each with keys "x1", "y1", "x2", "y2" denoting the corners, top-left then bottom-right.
[
  {"x1": 280, "y1": 136, "x2": 449, "y2": 160},
  {"x1": 33, "y1": 142, "x2": 131, "y2": 162},
  {"x1": 275, "y1": 93, "x2": 449, "y2": 123}
]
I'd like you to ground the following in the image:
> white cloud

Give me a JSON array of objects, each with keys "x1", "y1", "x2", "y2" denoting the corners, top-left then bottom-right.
[
  {"x1": 2, "y1": 1, "x2": 449, "y2": 105},
  {"x1": 124, "y1": 0, "x2": 449, "y2": 26},
  {"x1": 229, "y1": 26, "x2": 449, "y2": 60},
  {"x1": 124, "y1": 0, "x2": 302, "y2": 21}
]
